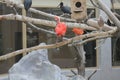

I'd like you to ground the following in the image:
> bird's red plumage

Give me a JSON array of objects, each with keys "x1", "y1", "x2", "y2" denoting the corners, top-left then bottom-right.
[
  {"x1": 55, "y1": 16, "x2": 67, "y2": 37},
  {"x1": 55, "y1": 22, "x2": 67, "y2": 37},
  {"x1": 72, "y1": 28, "x2": 84, "y2": 35}
]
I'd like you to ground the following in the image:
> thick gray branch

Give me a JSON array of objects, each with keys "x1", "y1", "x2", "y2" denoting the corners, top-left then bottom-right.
[
  {"x1": 96, "y1": 0, "x2": 120, "y2": 29},
  {"x1": 0, "y1": 27, "x2": 117, "y2": 61},
  {"x1": 0, "y1": 14, "x2": 96, "y2": 30}
]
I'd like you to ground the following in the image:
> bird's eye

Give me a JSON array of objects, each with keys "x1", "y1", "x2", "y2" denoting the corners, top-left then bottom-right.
[{"x1": 75, "y1": 2, "x2": 81, "y2": 8}]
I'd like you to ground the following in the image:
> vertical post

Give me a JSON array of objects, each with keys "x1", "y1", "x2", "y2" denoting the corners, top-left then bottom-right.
[
  {"x1": 75, "y1": 40, "x2": 86, "y2": 77},
  {"x1": 22, "y1": 8, "x2": 27, "y2": 56},
  {"x1": 71, "y1": 0, "x2": 86, "y2": 77}
]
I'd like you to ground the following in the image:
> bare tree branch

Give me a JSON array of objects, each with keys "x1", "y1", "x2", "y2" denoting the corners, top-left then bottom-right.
[
  {"x1": 2, "y1": 0, "x2": 76, "y2": 22},
  {"x1": 3, "y1": 0, "x2": 119, "y2": 29},
  {"x1": 0, "y1": 0, "x2": 118, "y2": 64},
  {"x1": 76, "y1": 35, "x2": 112, "y2": 46},
  {"x1": 96, "y1": 0, "x2": 120, "y2": 29},
  {"x1": 1, "y1": 0, "x2": 116, "y2": 31},
  {"x1": 0, "y1": 27, "x2": 117, "y2": 61},
  {"x1": 0, "y1": 14, "x2": 97, "y2": 30},
  {"x1": 87, "y1": 19, "x2": 115, "y2": 31},
  {"x1": 28, "y1": 22, "x2": 56, "y2": 35},
  {"x1": 27, "y1": 22, "x2": 68, "y2": 40}
]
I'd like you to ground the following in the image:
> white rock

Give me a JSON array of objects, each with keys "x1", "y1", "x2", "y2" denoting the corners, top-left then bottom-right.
[{"x1": 9, "y1": 43, "x2": 68, "y2": 80}]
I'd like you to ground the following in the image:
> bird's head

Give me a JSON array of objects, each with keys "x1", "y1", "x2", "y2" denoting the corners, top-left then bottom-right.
[
  {"x1": 57, "y1": 2, "x2": 63, "y2": 7},
  {"x1": 60, "y1": 2, "x2": 63, "y2": 6},
  {"x1": 54, "y1": 16, "x2": 60, "y2": 22}
]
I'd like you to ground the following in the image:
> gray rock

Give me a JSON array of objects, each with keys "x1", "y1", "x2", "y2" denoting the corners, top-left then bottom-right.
[
  {"x1": 70, "y1": 75, "x2": 86, "y2": 80},
  {"x1": 8, "y1": 43, "x2": 86, "y2": 80},
  {"x1": 9, "y1": 43, "x2": 68, "y2": 80}
]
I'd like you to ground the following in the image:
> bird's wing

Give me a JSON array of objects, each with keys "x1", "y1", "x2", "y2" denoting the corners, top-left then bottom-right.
[
  {"x1": 24, "y1": 0, "x2": 32, "y2": 11},
  {"x1": 62, "y1": 6, "x2": 71, "y2": 14}
]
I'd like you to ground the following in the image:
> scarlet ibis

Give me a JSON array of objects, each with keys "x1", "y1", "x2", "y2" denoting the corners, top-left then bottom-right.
[
  {"x1": 72, "y1": 28, "x2": 84, "y2": 35},
  {"x1": 23, "y1": 0, "x2": 32, "y2": 16},
  {"x1": 58, "y1": 2, "x2": 71, "y2": 15},
  {"x1": 54, "y1": 16, "x2": 67, "y2": 42}
]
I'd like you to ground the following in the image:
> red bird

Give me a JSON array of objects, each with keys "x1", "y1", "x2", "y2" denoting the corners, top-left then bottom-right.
[
  {"x1": 72, "y1": 28, "x2": 84, "y2": 35},
  {"x1": 54, "y1": 16, "x2": 67, "y2": 42}
]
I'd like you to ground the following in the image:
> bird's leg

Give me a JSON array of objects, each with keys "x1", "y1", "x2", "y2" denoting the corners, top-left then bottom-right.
[
  {"x1": 29, "y1": 10, "x2": 32, "y2": 17},
  {"x1": 56, "y1": 36, "x2": 59, "y2": 43},
  {"x1": 26, "y1": 10, "x2": 32, "y2": 17},
  {"x1": 60, "y1": 36, "x2": 63, "y2": 42},
  {"x1": 56, "y1": 36, "x2": 63, "y2": 43},
  {"x1": 55, "y1": 36, "x2": 60, "y2": 51}
]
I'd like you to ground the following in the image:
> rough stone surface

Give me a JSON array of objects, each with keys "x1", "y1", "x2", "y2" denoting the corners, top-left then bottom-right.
[
  {"x1": 70, "y1": 75, "x2": 86, "y2": 80},
  {"x1": 8, "y1": 43, "x2": 86, "y2": 80},
  {"x1": 8, "y1": 43, "x2": 68, "y2": 80}
]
